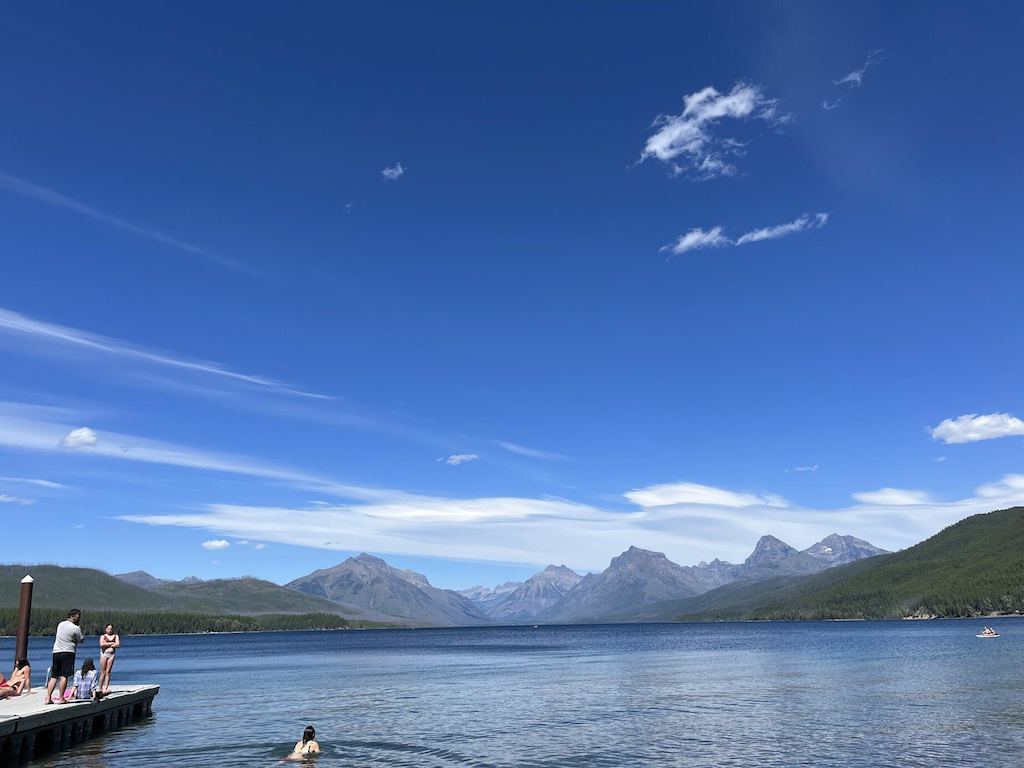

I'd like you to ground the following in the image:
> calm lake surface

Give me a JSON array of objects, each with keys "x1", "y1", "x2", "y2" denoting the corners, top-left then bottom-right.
[{"x1": 4, "y1": 619, "x2": 1021, "y2": 767}]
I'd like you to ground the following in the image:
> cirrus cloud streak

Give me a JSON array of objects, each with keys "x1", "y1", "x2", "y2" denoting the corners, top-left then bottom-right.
[{"x1": 662, "y1": 213, "x2": 828, "y2": 256}]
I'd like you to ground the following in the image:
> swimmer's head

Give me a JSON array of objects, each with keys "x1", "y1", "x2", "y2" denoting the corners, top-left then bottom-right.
[{"x1": 303, "y1": 726, "x2": 315, "y2": 743}]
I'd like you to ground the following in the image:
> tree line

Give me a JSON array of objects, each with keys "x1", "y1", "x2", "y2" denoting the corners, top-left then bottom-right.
[{"x1": 0, "y1": 608, "x2": 365, "y2": 636}]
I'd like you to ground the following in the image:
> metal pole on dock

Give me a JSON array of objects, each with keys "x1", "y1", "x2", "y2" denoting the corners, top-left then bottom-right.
[{"x1": 16, "y1": 574, "x2": 33, "y2": 661}]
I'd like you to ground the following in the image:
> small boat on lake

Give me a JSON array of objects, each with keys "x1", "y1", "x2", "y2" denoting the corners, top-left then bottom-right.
[{"x1": 976, "y1": 626, "x2": 1000, "y2": 638}]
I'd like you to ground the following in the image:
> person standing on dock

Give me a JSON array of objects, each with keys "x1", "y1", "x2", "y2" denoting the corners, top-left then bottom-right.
[{"x1": 45, "y1": 608, "x2": 84, "y2": 705}]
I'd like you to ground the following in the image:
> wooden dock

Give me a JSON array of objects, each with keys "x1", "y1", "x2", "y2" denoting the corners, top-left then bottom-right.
[{"x1": 0, "y1": 685, "x2": 159, "y2": 764}]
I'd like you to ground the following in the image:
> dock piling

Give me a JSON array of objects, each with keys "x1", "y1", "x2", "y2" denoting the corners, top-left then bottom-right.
[{"x1": 15, "y1": 575, "x2": 33, "y2": 662}]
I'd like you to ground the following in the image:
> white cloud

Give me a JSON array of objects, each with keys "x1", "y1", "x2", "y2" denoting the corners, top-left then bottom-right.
[
  {"x1": 835, "y1": 49, "x2": 887, "y2": 88},
  {"x1": 201, "y1": 539, "x2": 230, "y2": 550},
  {"x1": 660, "y1": 226, "x2": 730, "y2": 256},
  {"x1": 441, "y1": 454, "x2": 479, "y2": 466},
  {"x1": 0, "y1": 172, "x2": 241, "y2": 270},
  {"x1": 735, "y1": 213, "x2": 828, "y2": 245},
  {"x1": 0, "y1": 494, "x2": 36, "y2": 506},
  {"x1": 0, "y1": 401, "x2": 390, "y2": 501},
  {"x1": 495, "y1": 441, "x2": 569, "y2": 461},
  {"x1": 625, "y1": 481, "x2": 788, "y2": 509},
  {"x1": 60, "y1": 427, "x2": 98, "y2": 449},
  {"x1": 640, "y1": 83, "x2": 786, "y2": 179},
  {"x1": 853, "y1": 488, "x2": 932, "y2": 506},
  {"x1": 931, "y1": 413, "x2": 1024, "y2": 444},
  {"x1": 976, "y1": 474, "x2": 1024, "y2": 499},
  {"x1": 662, "y1": 213, "x2": 828, "y2": 257},
  {"x1": 823, "y1": 50, "x2": 888, "y2": 111},
  {"x1": 0, "y1": 477, "x2": 68, "y2": 489},
  {"x1": 116, "y1": 449, "x2": 1024, "y2": 572},
  {"x1": 934, "y1": 456, "x2": 947, "y2": 463},
  {"x1": 0, "y1": 307, "x2": 329, "y2": 400},
  {"x1": 788, "y1": 465, "x2": 819, "y2": 473},
  {"x1": 381, "y1": 162, "x2": 405, "y2": 181}
]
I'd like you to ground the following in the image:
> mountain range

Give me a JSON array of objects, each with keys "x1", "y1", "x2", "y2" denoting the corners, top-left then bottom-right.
[
  {"x1": 265, "y1": 533, "x2": 887, "y2": 626},
  {"x1": 13, "y1": 509, "x2": 1022, "y2": 627}
]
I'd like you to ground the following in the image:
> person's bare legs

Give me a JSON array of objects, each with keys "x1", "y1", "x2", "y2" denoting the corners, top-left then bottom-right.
[
  {"x1": 45, "y1": 675, "x2": 57, "y2": 704},
  {"x1": 105, "y1": 656, "x2": 116, "y2": 691},
  {"x1": 0, "y1": 688, "x2": 15, "y2": 699},
  {"x1": 99, "y1": 655, "x2": 110, "y2": 690},
  {"x1": 56, "y1": 675, "x2": 69, "y2": 703}
]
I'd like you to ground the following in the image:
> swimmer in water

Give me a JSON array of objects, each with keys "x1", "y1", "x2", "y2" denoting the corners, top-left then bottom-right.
[{"x1": 286, "y1": 726, "x2": 320, "y2": 760}]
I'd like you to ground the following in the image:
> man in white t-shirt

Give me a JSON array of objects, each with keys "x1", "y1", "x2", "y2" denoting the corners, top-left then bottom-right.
[{"x1": 45, "y1": 608, "x2": 84, "y2": 705}]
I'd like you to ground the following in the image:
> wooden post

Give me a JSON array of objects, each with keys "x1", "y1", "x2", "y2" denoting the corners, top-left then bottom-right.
[{"x1": 16, "y1": 574, "x2": 33, "y2": 661}]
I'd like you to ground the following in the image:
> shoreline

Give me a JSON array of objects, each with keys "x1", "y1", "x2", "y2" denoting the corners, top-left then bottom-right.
[{"x1": 3, "y1": 611, "x2": 1022, "y2": 639}]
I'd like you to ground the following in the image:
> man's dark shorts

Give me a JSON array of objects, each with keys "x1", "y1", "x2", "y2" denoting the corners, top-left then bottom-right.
[{"x1": 51, "y1": 652, "x2": 75, "y2": 679}]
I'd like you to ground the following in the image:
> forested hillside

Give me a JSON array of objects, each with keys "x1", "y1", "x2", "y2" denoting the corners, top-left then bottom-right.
[{"x1": 692, "y1": 507, "x2": 1024, "y2": 620}]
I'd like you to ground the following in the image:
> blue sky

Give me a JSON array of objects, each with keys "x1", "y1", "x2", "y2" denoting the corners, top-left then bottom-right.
[{"x1": 2, "y1": 3, "x2": 1023, "y2": 589}]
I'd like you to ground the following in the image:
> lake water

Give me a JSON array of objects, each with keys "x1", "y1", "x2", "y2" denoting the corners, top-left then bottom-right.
[{"x1": 3, "y1": 619, "x2": 1021, "y2": 766}]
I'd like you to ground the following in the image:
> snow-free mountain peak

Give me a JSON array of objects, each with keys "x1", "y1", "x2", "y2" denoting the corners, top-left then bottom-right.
[
  {"x1": 744, "y1": 535, "x2": 799, "y2": 566},
  {"x1": 286, "y1": 553, "x2": 487, "y2": 626},
  {"x1": 802, "y1": 534, "x2": 889, "y2": 565}
]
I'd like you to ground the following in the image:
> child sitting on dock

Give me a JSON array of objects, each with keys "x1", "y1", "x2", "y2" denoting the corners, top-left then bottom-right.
[{"x1": 68, "y1": 659, "x2": 109, "y2": 702}]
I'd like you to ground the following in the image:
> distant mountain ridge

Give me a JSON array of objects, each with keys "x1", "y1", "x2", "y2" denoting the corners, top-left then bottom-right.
[
  {"x1": 458, "y1": 534, "x2": 888, "y2": 624},
  {"x1": 286, "y1": 553, "x2": 489, "y2": 626},
  {"x1": 484, "y1": 566, "x2": 581, "y2": 621},
  {"x1": 2, "y1": 565, "x2": 359, "y2": 618},
  {"x1": 540, "y1": 547, "x2": 705, "y2": 622}
]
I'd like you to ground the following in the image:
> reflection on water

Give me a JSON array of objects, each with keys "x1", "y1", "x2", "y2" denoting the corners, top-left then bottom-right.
[{"x1": 5, "y1": 620, "x2": 1022, "y2": 767}]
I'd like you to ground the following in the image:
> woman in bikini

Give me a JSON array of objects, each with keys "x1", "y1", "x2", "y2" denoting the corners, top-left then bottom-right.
[
  {"x1": 7, "y1": 658, "x2": 30, "y2": 694},
  {"x1": 99, "y1": 623, "x2": 120, "y2": 691}
]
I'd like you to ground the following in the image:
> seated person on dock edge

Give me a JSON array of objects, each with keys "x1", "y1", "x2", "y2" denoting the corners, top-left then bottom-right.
[{"x1": 69, "y1": 659, "x2": 109, "y2": 702}]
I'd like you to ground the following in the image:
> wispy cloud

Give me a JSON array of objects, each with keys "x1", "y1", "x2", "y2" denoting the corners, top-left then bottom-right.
[
  {"x1": 661, "y1": 213, "x2": 828, "y2": 257},
  {"x1": 381, "y1": 162, "x2": 405, "y2": 181},
  {"x1": 660, "y1": 227, "x2": 731, "y2": 256},
  {"x1": 823, "y1": 50, "x2": 888, "y2": 110},
  {"x1": 201, "y1": 539, "x2": 230, "y2": 550},
  {"x1": 495, "y1": 441, "x2": 570, "y2": 461},
  {"x1": 0, "y1": 172, "x2": 243, "y2": 271},
  {"x1": 625, "y1": 481, "x2": 787, "y2": 509},
  {"x1": 853, "y1": 488, "x2": 932, "y2": 506},
  {"x1": 787, "y1": 465, "x2": 819, "y2": 473},
  {"x1": 119, "y1": 473, "x2": 1024, "y2": 572},
  {"x1": 931, "y1": 413, "x2": 1024, "y2": 444},
  {"x1": 440, "y1": 453, "x2": 479, "y2": 466},
  {"x1": 735, "y1": 213, "x2": 828, "y2": 245},
  {"x1": 0, "y1": 494, "x2": 36, "y2": 506},
  {"x1": 0, "y1": 401, "x2": 389, "y2": 501},
  {"x1": 0, "y1": 307, "x2": 329, "y2": 400},
  {"x1": 640, "y1": 83, "x2": 787, "y2": 179},
  {"x1": 0, "y1": 476, "x2": 68, "y2": 489}
]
